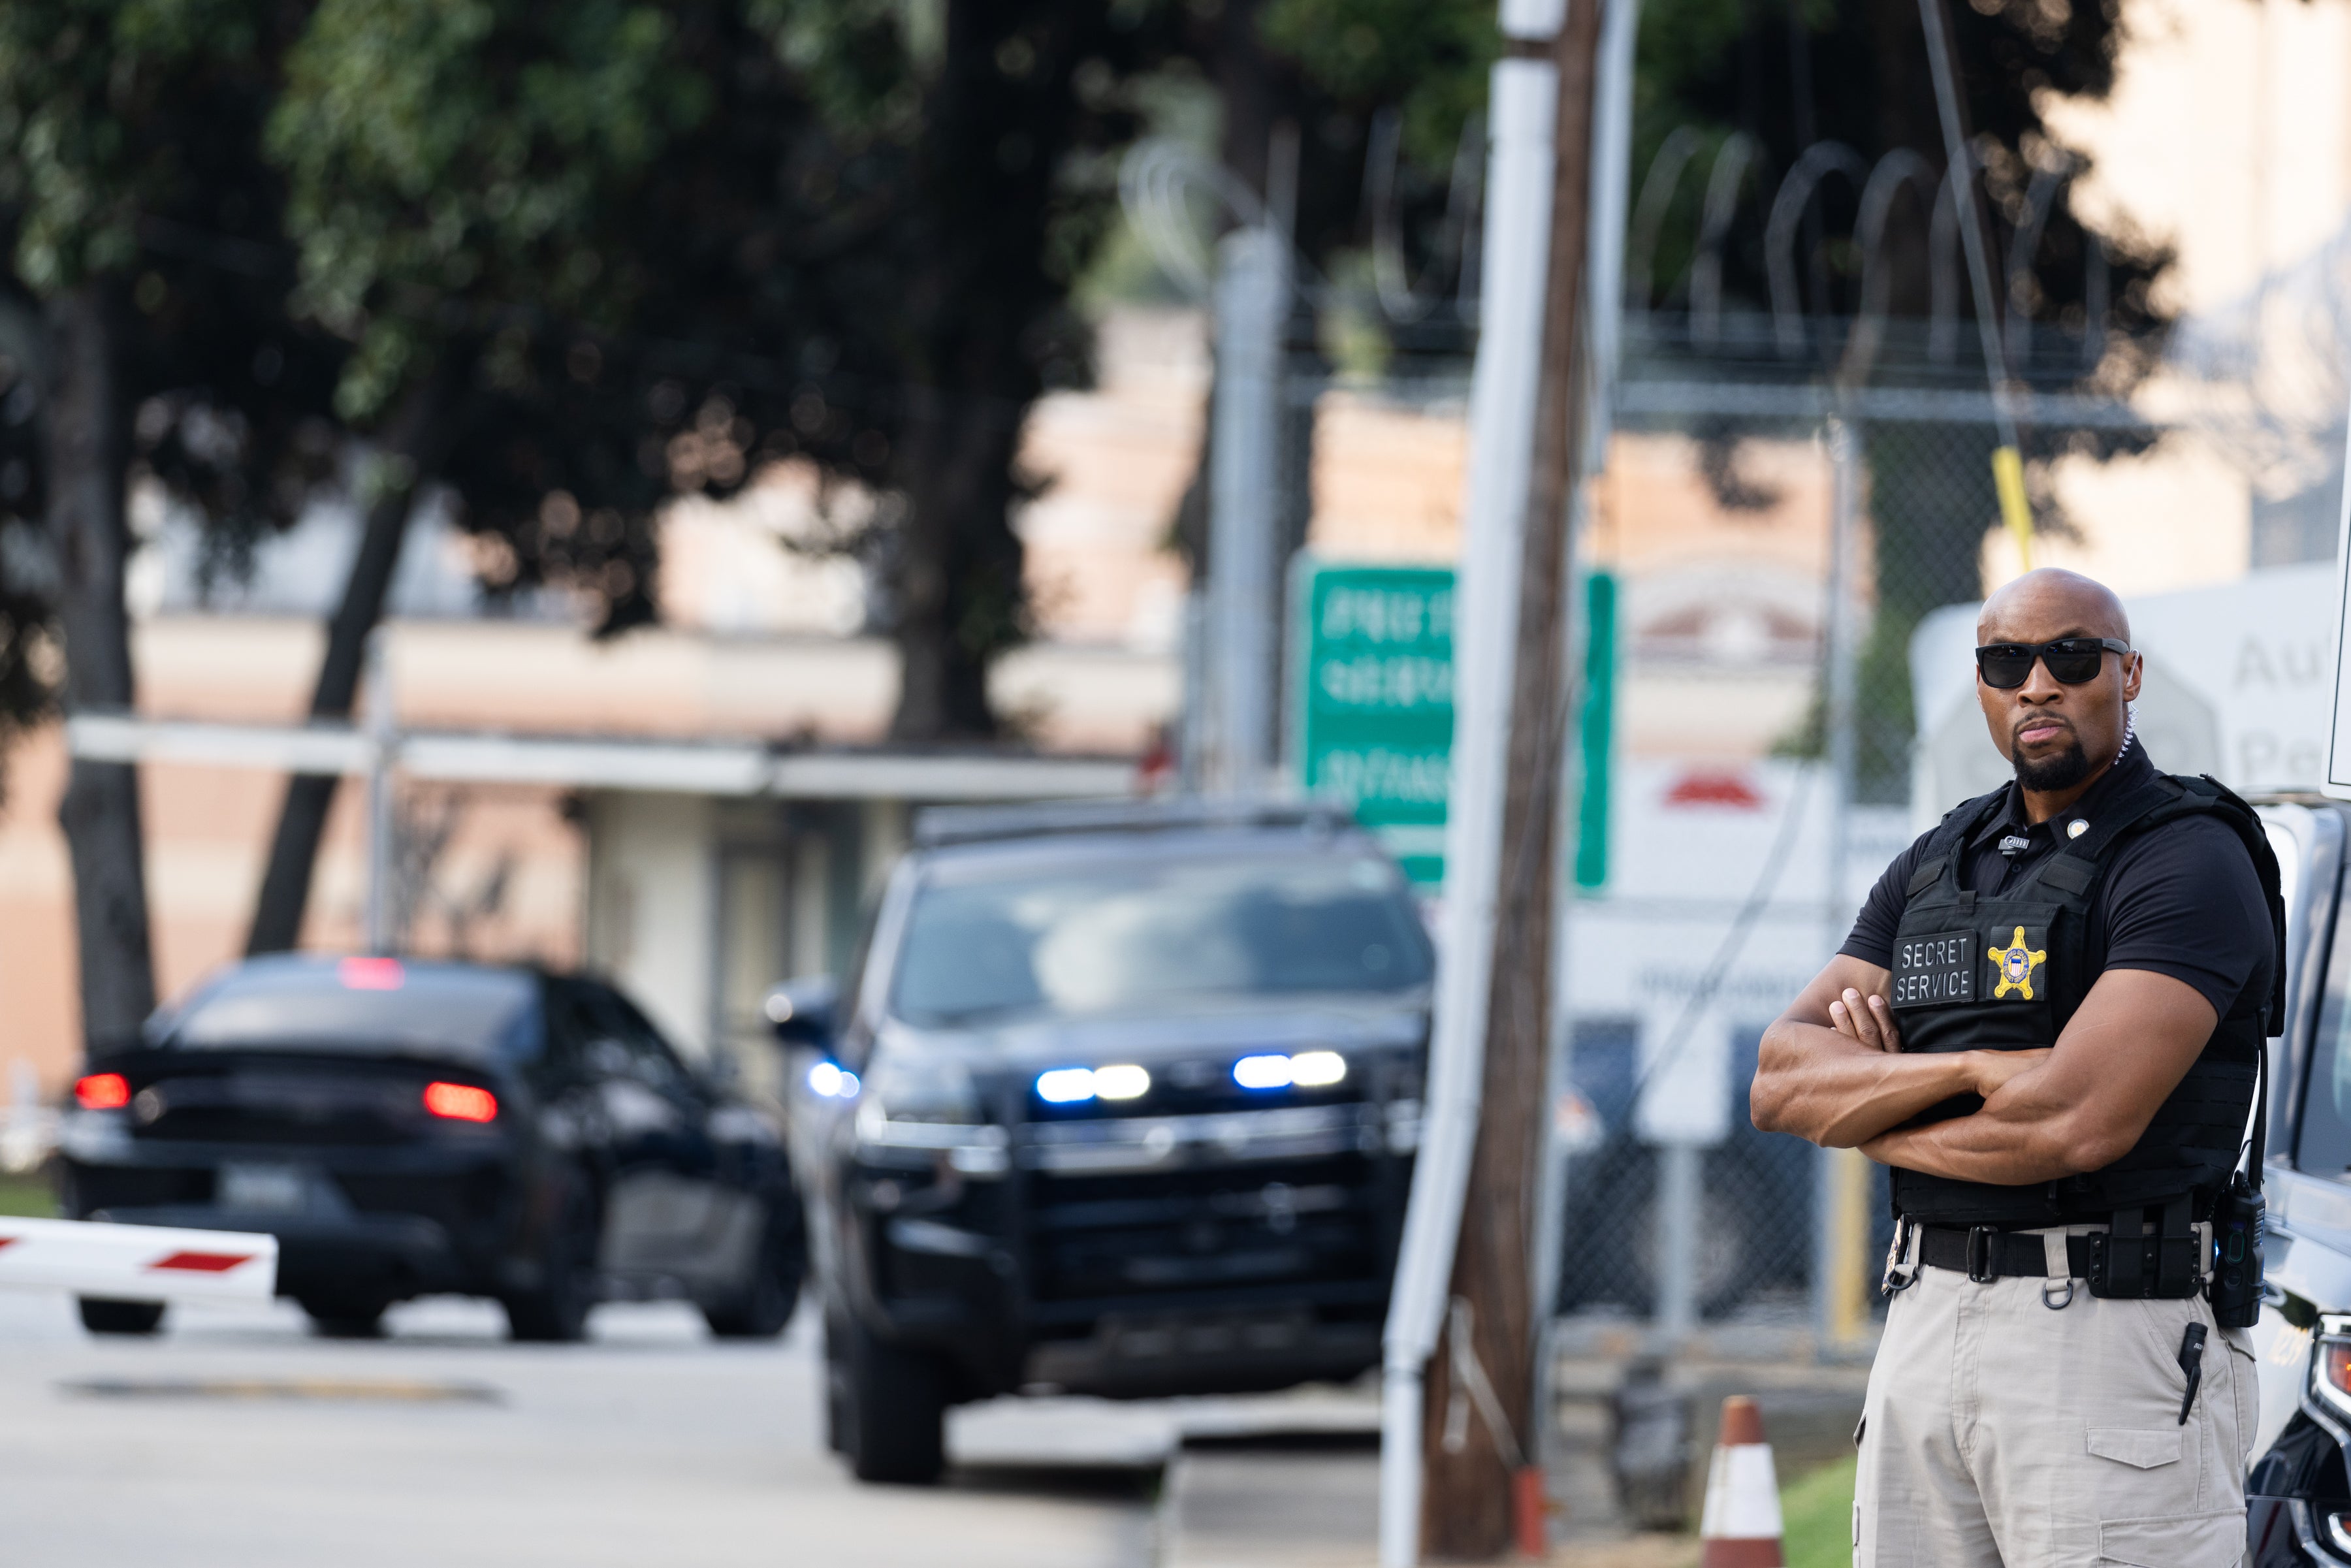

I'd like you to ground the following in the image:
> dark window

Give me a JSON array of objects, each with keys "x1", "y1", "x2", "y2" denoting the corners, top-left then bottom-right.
[
  {"x1": 2296, "y1": 874, "x2": 2351, "y2": 1174},
  {"x1": 833, "y1": 899, "x2": 882, "y2": 1068},
  {"x1": 560, "y1": 982, "x2": 694, "y2": 1095},
  {"x1": 889, "y1": 852, "x2": 1433, "y2": 1027},
  {"x1": 156, "y1": 958, "x2": 541, "y2": 1061}
]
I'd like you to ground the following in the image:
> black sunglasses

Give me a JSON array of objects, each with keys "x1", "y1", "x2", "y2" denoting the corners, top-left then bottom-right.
[{"x1": 1975, "y1": 637, "x2": 2133, "y2": 690}]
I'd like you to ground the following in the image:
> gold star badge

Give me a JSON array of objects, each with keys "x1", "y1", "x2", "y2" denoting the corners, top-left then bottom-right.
[{"x1": 1989, "y1": 925, "x2": 2046, "y2": 1000}]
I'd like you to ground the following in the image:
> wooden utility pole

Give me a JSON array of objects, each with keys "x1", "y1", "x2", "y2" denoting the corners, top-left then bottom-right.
[{"x1": 1418, "y1": 0, "x2": 1606, "y2": 1555}]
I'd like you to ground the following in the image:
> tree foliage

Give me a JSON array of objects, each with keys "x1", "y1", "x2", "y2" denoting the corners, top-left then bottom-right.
[
  {"x1": 0, "y1": 0, "x2": 349, "y2": 673},
  {"x1": 1627, "y1": 0, "x2": 2166, "y2": 356},
  {"x1": 0, "y1": 0, "x2": 354, "y2": 1027},
  {"x1": 270, "y1": 0, "x2": 714, "y2": 426},
  {"x1": 1260, "y1": 0, "x2": 1495, "y2": 170}
]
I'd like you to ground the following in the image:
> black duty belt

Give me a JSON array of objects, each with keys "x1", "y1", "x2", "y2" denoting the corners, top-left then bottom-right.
[
  {"x1": 1919, "y1": 1225, "x2": 2085, "y2": 1279},
  {"x1": 1915, "y1": 1222, "x2": 2205, "y2": 1298}
]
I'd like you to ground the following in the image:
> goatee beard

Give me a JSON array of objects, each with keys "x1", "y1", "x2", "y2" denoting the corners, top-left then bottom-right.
[{"x1": 2015, "y1": 739, "x2": 2091, "y2": 792}]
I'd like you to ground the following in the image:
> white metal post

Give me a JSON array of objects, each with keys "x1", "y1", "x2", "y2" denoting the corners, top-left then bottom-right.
[
  {"x1": 1655, "y1": 1139, "x2": 1701, "y2": 1339},
  {"x1": 1379, "y1": 3, "x2": 1562, "y2": 1559},
  {"x1": 362, "y1": 627, "x2": 397, "y2": 955},
  {"x1": 1207, "y1": 227, "x2": 1289, "y2": 793}
]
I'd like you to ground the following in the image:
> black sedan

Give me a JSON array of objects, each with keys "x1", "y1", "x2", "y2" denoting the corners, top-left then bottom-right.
[{"x1": 57, "y1": 955, "x2": 804, "y2": 1341}]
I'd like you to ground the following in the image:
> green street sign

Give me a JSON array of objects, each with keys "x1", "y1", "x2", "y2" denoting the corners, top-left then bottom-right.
[{"x1": 1290, "y1": 561, "x2": 1454, "y2": 886}]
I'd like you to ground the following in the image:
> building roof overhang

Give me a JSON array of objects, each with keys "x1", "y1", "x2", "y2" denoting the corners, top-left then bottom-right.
[{"x1": 64, "y1": 711, "x2": 1136, "y2": 802}]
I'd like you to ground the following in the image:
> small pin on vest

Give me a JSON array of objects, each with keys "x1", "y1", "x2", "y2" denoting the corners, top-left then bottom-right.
[{"x1": 2068, "y1": 819, "x2": 2089, "y2": 839}]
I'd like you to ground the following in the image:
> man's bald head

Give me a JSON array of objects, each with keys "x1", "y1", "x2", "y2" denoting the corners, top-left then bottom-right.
[{"x1": 1977, "y1": 568, "x2": 2131, "y2": 647}]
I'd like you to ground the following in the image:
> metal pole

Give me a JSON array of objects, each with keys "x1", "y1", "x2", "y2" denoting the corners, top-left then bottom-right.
[
  {"x1": 1179, "y1": 590, "x2": 1210, "y2": 792},
  {"x1": 362, "y1": 627, "x2": 396, "y2": 955},
  {"x1": 1207, "y1": 227, "x2": 1288, "y2": 793},
  {"x1": 1579, "y1": 0, "x2": 1642, "y2": 479},
  {"x1": 1811, "y1": 417, "x2": 1864, "y2": 1347},
  {"x1": 1380, "y1": 4, "x2": 1562, "y2": 1560},
  {"x1": 1655, "y1": 1138, "x2": 1700, "y2": 1341}
]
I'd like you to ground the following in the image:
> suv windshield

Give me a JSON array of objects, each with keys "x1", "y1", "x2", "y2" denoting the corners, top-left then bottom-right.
[
  {"x1": 891, "y1": 852, "x2": 1432, "y2": 1027},
  {"x1": 155, "y1": 958, "x2": 542, "y2": 1060}
]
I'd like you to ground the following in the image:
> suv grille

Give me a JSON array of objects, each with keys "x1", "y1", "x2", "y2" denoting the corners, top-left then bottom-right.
[
  {"x1": 1024, "y1": 1134, "x2": 1402, "y2": 1322},
  {"x1": 1030, "y1": 1158, "x2": 1383, "y2": 1308}
]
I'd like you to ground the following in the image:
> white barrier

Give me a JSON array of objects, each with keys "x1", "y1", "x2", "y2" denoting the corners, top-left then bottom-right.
[{"x1": 0, "y1": 1217, "x2": 278, "y2": 1302}]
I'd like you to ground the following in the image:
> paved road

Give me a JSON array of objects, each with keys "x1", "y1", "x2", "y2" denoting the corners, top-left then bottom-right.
[{"x1": 0, "y1": 1292, "x2": 1158, "y2": 1567}]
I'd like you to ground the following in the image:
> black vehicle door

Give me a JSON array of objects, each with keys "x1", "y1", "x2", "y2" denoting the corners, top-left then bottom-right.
[
  {"x1": 561, "y1": 981, "x2": 756, "y2": 1288},
  {"x1": 2247, "y1": 803, "x2": 2346, "y2": 1461}
]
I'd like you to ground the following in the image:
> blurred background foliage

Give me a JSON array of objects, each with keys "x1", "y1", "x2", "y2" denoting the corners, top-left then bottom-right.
[{"x1": 0, "y1": 0, "x2": 2171, "y2": 989}]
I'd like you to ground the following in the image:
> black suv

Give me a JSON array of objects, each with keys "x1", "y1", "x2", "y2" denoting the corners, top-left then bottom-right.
[
  {"x1": 776, "y1": 800, "x2": 1432, "y2": 1482},
  {"x1": 59, "y1": 955, "x2": 804, "y2": 1341}
]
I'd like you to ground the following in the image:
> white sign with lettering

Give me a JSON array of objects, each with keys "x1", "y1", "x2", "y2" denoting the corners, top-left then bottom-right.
[{"x1": 2329, "y1": 430, "x2": 2351, "y2": 798}]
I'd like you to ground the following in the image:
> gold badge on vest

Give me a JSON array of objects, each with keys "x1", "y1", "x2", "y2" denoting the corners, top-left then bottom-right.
[{"x1": 1987, "y1": 925, "x2": 2047, "y2": 1000}]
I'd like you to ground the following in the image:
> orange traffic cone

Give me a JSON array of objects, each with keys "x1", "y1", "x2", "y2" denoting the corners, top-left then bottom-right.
[{"x1": 1697, "y1": 1396, "x2": 1783, "y2": 1568}]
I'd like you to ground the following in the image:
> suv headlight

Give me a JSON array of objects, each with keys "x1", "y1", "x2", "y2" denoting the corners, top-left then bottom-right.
[
  {"x1": 852, "y1": 1049, "x2": 1006, "y2": 1176},
  {"x1": 2313, "y1": 1315, "x2": 2351, "y2": 1421}
]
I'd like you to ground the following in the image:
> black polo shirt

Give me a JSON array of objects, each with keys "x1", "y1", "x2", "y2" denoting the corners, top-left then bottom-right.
[{"x1": 1840, "y1": 739, "x2": 2273, "y2": 1022}]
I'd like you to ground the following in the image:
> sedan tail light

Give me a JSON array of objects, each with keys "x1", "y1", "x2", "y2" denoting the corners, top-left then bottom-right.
[
  {"x1": 74, "y1": 1073, "x2": 131, "y2": 1111},
  {"x1": 422, "y1": 1082, "x2": 497, "y2": 1123}
]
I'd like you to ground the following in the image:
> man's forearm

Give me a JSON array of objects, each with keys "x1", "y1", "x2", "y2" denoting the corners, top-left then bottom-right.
[
  {"x1": 1751, "y1": 1021, "x2": 1983, "y2": 1147},
  {"x1": 1862, "y1": 1116, "x2": 2073, "y2": 1185},
  {"x1": 1859, "y1": 1076, "x2": 2094, "y2": 1185},
  {"x1": 1857, "y1": 970, "x2": 2219, "y2": 1187}
]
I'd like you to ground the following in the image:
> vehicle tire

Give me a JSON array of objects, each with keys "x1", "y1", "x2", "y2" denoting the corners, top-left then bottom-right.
[
  {"x1": 822, "y1": 1317, "x2": 852, "y2": 1454},
  {"x1": 504, "y1": 1174, "x2": 598, "y2": 1344},
  {"x1": 299, "y1": 1295, "x2": 390, "y2": 1339},
  {"x1": 702, "y1": 1209, "x2": 805, "y2": 1340},
  {"x1": 78, "y1": 1298, "x2": 166, "y2": 1337},
  {"x1": 833, "y1": 1315, "x2": 948, "y2": 1484}
]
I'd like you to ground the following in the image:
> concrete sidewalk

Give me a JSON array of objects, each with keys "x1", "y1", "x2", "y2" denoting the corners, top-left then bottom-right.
[
  {"x1": 1153, "y1": 1443, "x2": 1703, "y2": 1568},
  {"x1": 1159, "y1": 1441, "x2": 1381, "y2": 1568},
  {"x1": 1149, "y1": 1351, "x2": 1867, "y2": 1568}
]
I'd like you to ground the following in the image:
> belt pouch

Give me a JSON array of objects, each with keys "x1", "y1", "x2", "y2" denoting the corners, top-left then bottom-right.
[{"x1": 2084, "y1": 1201, "x2": 2200, "y2": 1299}]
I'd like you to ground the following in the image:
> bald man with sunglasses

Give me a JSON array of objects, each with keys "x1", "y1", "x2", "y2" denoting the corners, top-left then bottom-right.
[{"x1": 1753, "y1": 568, "x2": 2284, "y2": 1568}]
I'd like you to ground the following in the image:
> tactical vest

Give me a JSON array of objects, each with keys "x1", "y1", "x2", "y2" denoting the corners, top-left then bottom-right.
[{"x1": 1885, "y1": 772, "x2": 2285, "y2": 1227}]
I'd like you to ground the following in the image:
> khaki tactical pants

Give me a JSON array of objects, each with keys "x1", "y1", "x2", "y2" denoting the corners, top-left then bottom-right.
[{"x1": 1854, "y1": 1226, "x2": 2257, "y2": 1568}]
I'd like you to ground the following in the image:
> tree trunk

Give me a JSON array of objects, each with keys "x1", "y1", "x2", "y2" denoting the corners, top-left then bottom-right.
[
  {"x1": 245, "y1": 376, "x2": 452, "y2": 953},
  {"x1": 882, "y1": 2, "x2": 1069, "y2": 744},
  {"x1": 888, "y1": 383, "x2": 1021, "y2": 741},
  {"x1": 44, "y1": 281, "x2": 157, "y2": 1046},
  {"x1": 1419, "y1": 0, "x2": 1604, "y2": 1552}
]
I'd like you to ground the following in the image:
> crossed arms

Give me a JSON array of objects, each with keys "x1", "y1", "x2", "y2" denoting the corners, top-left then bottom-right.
[{"x1": 1748, "y1": 955, "x2": 2218, "y2": 1184}]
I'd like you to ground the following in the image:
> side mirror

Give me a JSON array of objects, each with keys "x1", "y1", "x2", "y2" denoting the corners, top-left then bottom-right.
[{"x1": 763, "y1": 975, "x2": 839, "y2": 1048}]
